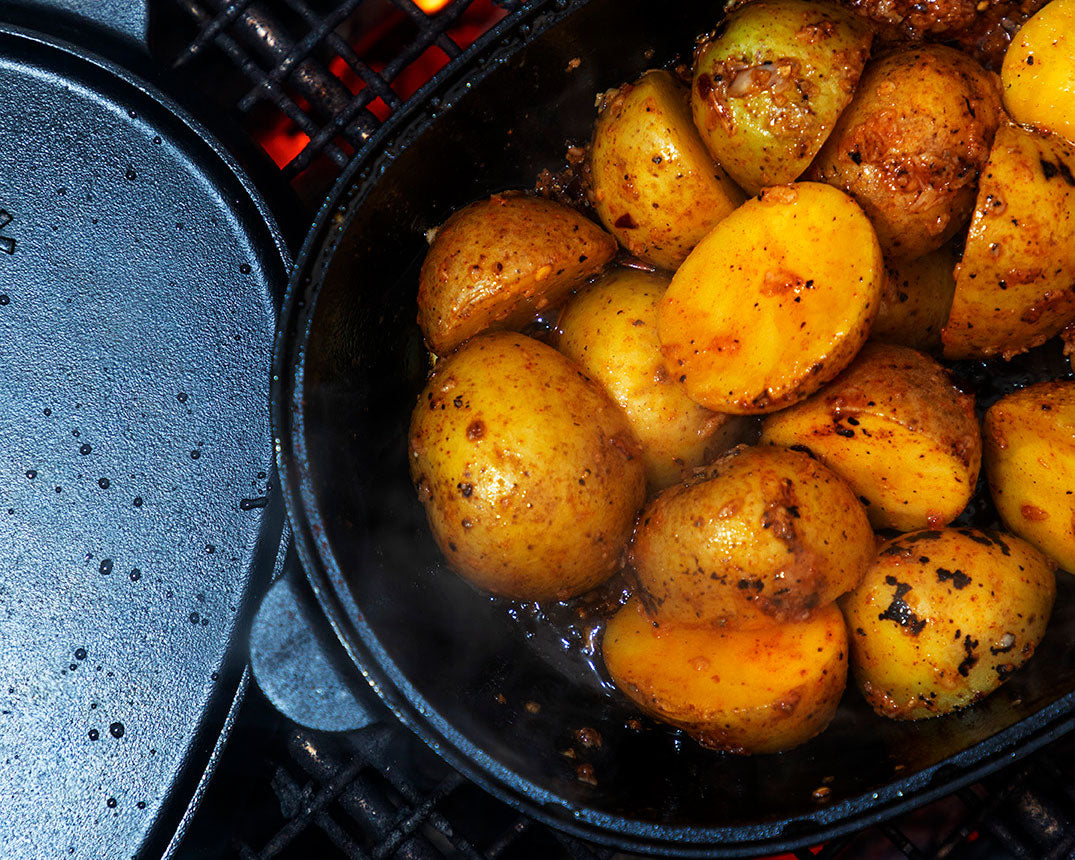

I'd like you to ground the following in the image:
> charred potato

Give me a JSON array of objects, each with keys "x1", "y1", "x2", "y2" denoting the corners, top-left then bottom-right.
[
  {"x1": 810, "y1": 45, "x2": 1002, "y2": 261},
  {"x1": 842, "y1": 528, "x2": 1056, "y2": 719},
  {"x1": 630, "y1": 445, "x2": 874, "y2": 628},
  {"x1": 942, "y1": 124, "x2": 1075, "y2": 360},
  {"x1": 984, "y1": 381, "x2": 1075, "y2": 573},
  {"x1": 556, "y1": 269, "x2": 750, "y2": 490},
  {"x1": 603, "y1": 598, "x2": 848, "y2": 753},
  {"x1": 872, "y1": 244, "x2": 958, "y2": 352},
  {"x1": 1001, "y1": 0, "x2": 1075, "y2": 142},
  {"x1": 760, "y1": 343, "x2": 981, "y2": 531},
  {"x1": 408, "y1": 332, "x2": 645, "y2": 600},
  {"x1": 590, "y1": 70, "x2": 745, "y2": 270},
  {"x1": 658, "y1": 182, "x2": 883, "y2": 414},
  {"x1": 691, "y1": 0, "x2": 872, "y2": 194},
  {"x1": 417, "y1": 193, "x2": 617, "y2": 355}
]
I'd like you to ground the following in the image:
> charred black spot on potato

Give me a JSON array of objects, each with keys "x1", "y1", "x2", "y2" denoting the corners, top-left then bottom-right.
[
  {"x1": 878, "y1": 578, "x2": 927, "y2": 635},
  {"x1": 1040, "y1": 158, "x2": 1075, "y2": 187},
  {"x1": 936, "y1": 567, "x2": 971, "y2": 589},
  {"x1": 957, "y1": 635, "x2": 979, "y2": 677},
  {"x1": 990, "y1": 633, "x2": 1016, "y2": 655}
]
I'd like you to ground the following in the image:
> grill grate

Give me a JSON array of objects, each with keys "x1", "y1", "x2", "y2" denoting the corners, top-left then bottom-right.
[
  {"x1": 157, "y1": 0, "x2": 524, "y2": 183},
  {"x1": 173, "y1": 685, "x2": 1075, "y2": 860}
]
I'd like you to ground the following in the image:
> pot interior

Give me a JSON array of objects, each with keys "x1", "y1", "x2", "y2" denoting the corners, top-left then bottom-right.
[{"x1": 286, "y1": 0, "x2": 1075, "y2": 849}]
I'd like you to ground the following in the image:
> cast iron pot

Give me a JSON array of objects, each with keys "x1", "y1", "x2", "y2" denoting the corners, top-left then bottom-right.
[{"x1": 257, "y1": 1, "x2": 1075, "y2": 856}]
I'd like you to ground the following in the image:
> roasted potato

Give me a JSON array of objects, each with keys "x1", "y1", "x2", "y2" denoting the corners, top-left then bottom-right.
[
  {"x1": 842, "y1": 527, "x2": 1056, "y2": 719},
  {"x1": 691, "y1": 0, "x2": 872, "y2": 194},
  {"x1": 630, "y1": 445, "x2": 874, "y2": 628},
  {"x1": 941, "y1": 123, "x2": 1075, "y2": 360},
  {"x1": 556, "y1": 269, "x2": 750, "y2": 491},
  {"x1": 589, "y1": 70, "x2": 745, "y2": 270},
  {"x1": 872, "y1": 243, "x2": 958, "y2": 352},
  {"x1": 760, "y1": 343, "x2": 981, "y2": 531},
  {"x1": 408, "y1": 332, "x2": 645, "y2": 600},
  {"x1": 603, "y1": 598, "x2": 848, "y2": 753},
  {"x1": 1000, "y1": 0, "x2": 1075, "y2": 142},
  {"x1": 984, "y1": 381, "x2": 1075, "y2": 573},
  {"x1": 810, "y1": 45, "x2": 1002, "y2": 261},
  {"x1": 658, "y1": 182, "x2": 883, "y2": 414},
  {"x1": 417, "y1": 193, "x2": 617, "y2": 355}
]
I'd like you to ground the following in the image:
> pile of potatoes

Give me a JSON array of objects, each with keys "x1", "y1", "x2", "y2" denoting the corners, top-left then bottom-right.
[{"x1": 407, "y1": 0, "x2": 1075, "y2": 753}]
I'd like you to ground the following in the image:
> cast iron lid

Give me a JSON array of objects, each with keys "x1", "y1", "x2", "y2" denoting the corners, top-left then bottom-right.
[{"x1": 0, "y1": 8, "x2": 287, "y2": 858}]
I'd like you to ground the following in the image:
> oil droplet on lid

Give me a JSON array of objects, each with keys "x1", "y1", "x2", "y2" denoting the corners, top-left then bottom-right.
[
  {"x1": 99, "y1": 559, "x2": 113, "y2": 575},
  {"x1": 25, "y1": 470, "x2": 36, "y2": 479},
  {"x1": 124, "y1": 167, "x2": 137, "y2": 181},
  {"x1": 88, "y1": 729, "x2": 99, "y2": 740},
  {"x1": 129, "y1": 569, "x2": 141, "y2": 581},
  {"x1": 0, "y1": 295, "x2": 9, "y2": 305},
  {"x1": 80, "y1": 444, "x2": 92, "y2": 455},
  {"x1": 43, "y1": 408, "x2": 51, "y2": 416},
  {"x1": 177, "y1": 392, "x2": 188, "y2": 403},
  {"x1": 239, "y1": 497, "x2": 268, "y2": 511},
  {"x1": 133, "y1": 497, "x2": 143, "y2": 507},
  {"x1": 190, "y1": 449, "x2": 201, "y2": 460},
  {"x1": 74, "y1": 648, "x2": 87, "y2": 660},
  {"x1": 136, "y1": 801, "x2": 146, "y2": 809},
  {"x1": 106, "y1": 797, "x2": 117, "y2": 808},
  {"x1": 98, "y1": 478, "x2": 110, "y2": 489},
  {"x1": 189, "y1": 612, "x2": 200, "y2": 624},
  {"x1": 109, "y1": 722, "x2": 124, "y2": 739},
  {"x1": 239, "y1": 263, "x2": 252, "y2": 275}
]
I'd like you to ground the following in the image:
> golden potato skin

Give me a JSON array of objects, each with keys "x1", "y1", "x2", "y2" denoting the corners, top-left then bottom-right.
[
  {"x1": 691, "y1": 0, "x2": 872, "y2": 194},
  {"x1": 417, "y1": 194, "x2": 617, "y2": 355},
  {"x1": 603, "y1": 598, "x2": 848, "y2": 753},
  {"x1": 408, "y1": 332, "x2": 645, "y2": 600},
  {"x1": 810, "y1": 45, "x2": 1002, "y2": 261},
  {"x1": 630, "y1": 445, "x2": 874, "y2": 628},
  {"x1": 1001, "y1": 0, "x2": 1075, "y2": 142},
  {"x1": 842, "y1": 528, "x2": 1056, "y2": 719},
  {"x1": 985, "y1": 381, "x2": 1075, "y2": 573},
  {"x1": 942, "y1": 124, "x2": 1075, "y2": 360},
  {"x1": 760, "y1": 343, "x2": 981, "y2": 532},
  {"x1": 658, "y1": 182, "x2": 883, "y2": 414},
  {"x1": 556, "y1": 269, "x2": 750, "y2": 491},
  {"x1": 590, "y1": 70, "x2": 745, "y2": 270},
  {"x1": 872, "y1": 244, "x2": 957, "y2": 352}
]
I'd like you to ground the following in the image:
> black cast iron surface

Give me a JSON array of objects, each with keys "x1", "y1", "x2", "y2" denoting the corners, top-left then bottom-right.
[
  {"x1": 272, "y1": 0, "x2": 1075, "y2": 856},
  {"x1": 0, "y1": 12, "x2": 288, "y2": 858}
]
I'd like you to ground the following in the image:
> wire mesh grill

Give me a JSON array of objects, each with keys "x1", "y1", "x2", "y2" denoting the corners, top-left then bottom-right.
[
  {"x1": 174, "y1": 686, "x2": 1075, "y2": 860},
  {"x1": 159, "y1": 0, "x2": 525, "y2": 182}
]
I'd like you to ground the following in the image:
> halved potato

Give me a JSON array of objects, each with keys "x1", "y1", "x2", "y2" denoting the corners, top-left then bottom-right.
[
  {"x1": 630, "y1": 445, "x2": 874, "y2": 628},
  {"x1": 408, "y1": 332, "x2": 645, "y2": 600},
  {"x1": 760, "y1": 343, "x2": 981, "y2": 531},
  {"x1": 810, "y1": 45, "x2": 1002, "y2": 261},
  {"x1": 1000, "y1": 0, "x2": 1075, "y2": 142},
  {"x1": 842, "y1": 528, "x2": 1056, "y2": 719},
  {"x1": 691, "y1": 0, "x2": 872, "y2": 194},
  {"x1": 942, "y1": 124, "x2": 1075, "y2": 360},
  {"x1": 658, "y1": 182, "x2": 883, "y2": 414},
  {"x1": 556, "y1": 269, "x2": 750, "y2": 490},
  {"x1": 603, "y1": 598, "x2": 848, "y2": 753},
  {"x1": 984, "y1": 381, "x2": 1075, "y2": 573},
  {"x1": 590, "y1": 70, "x2": 745, "y2": 270},
  {"x1": 871, "y1": 243, "x2": 958, "y2": 352},
  {"x1": 417, "y1": 193, "x2": 617, "y2": 355}
]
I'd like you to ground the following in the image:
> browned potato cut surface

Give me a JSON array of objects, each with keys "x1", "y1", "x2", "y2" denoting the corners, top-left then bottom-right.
[
  {"x1": 557, "y1": 269, "x2": 750, "y2": 490},
  {"x1": 985, "y1": 381, "x2": 1075, "y2": 573},
  {"x1": 658, "y1": 182, "x2": 882, "y2": 414},
  {"x1": 408, "y1": 332, "x2": 645, "y2": 600},
  {"x1": 603, "y1": 598, "x2": 848, "y2": 753},
  {"x1": 872, "y1": 244, "x2": 957, "y2": 352},
  {"x1": 810, "y1": 45, "x2": 1002, "y2": 261},
  {"x1": 630, "y1": 445, "x2": 874, "y2": 628},
  {"x1": 760, "y1": 343, "x2": 981, "y2": 531},
  {"x1": 942, "y1": 124, "x2": 1075, "y2": 360},
  {"x1": 842, "y1": 528, "x2": 1055, "y2": 719},
  {"x1": 417, "y1": 193, "x2": 617, "y2": 355},
  {"x1": 691, "y1": 0, "x2": 872, "y2": 194},
  {"x1": 590, "y1": 70, "x2": 745, "y2": 270}
]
